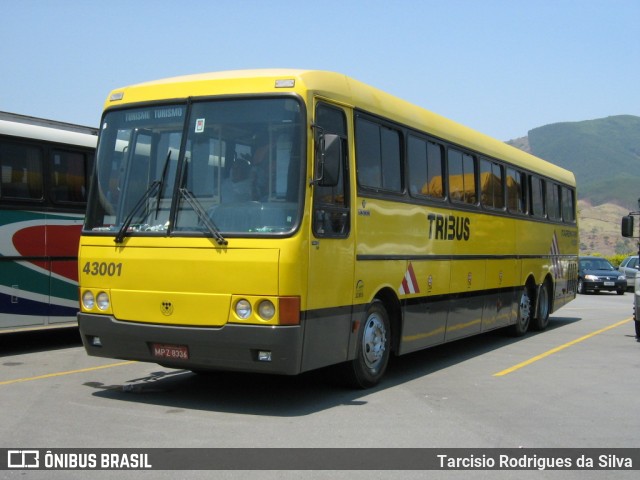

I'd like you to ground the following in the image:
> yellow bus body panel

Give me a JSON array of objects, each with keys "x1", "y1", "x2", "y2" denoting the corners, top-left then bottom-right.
[{"x1": 79, "y1": 237, "x2": 280, "y2": 326}]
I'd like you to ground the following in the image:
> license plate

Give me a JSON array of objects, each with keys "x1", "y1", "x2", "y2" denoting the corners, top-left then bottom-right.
[
  {"x1": 604, "y1": 282, "x2": 615, "y2": 286},
  {"x1": 151, "y1": 343, "x2": 189, "y2": 360}
]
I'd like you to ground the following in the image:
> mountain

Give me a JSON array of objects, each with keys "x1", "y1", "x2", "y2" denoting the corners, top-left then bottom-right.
[
  {"x1": 506, "y1": 115, "x2": 640, "y2": 256},
  {"x1": 508, "y1": 115, "x2": 640, "y2": 210}
]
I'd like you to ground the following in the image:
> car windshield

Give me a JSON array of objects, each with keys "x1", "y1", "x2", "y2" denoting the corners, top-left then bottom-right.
[
  {"x1": 582, "y1": 259, "x2": 615, "y2": 271},
  {"x1": 84, "y1": 98, "x2": 305, "y2": 238}
]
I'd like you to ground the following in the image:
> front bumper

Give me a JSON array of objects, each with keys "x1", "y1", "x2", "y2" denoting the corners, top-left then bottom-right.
[
  {"x1": 582, "y1": 279, "x2": 627, "y2": 292},
  {"x1": 78, "y1": 313, "x2": 304, "y2": 375}
]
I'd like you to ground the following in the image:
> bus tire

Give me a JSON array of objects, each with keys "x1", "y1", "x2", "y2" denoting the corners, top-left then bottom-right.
[
  {"x1": 345, "y1": 300, "x2": 391, "y2": 389},
  {"x1": 511, "y1": 287, "x2": 532, "y2": 337},
  {"x1": 531, "y1": 281, "x2": 551, "y2": 331},
  {"x1": 635, "y1": 321, "x2": 640, "y2": 339}
]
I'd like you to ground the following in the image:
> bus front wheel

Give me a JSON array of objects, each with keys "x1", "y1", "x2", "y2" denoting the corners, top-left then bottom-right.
[{"x1": 345, "y1": 300, "x2": 391, "y2": 389}]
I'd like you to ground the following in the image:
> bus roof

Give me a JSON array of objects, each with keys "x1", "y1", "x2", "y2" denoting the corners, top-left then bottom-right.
[
  {"x1": 0, "y1": 111, "x2": 98, "y2": 148},
  {"x1": 104, "y1": 69, "x2": 575, "y2": 186}
]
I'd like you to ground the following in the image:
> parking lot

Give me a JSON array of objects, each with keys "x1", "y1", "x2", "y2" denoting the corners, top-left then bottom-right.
[{"x1": 1, "y1": 292, "x2": 639, "y2": 479}]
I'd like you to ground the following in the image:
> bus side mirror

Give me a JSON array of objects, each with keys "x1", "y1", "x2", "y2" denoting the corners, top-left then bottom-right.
[
  {"x1": 622, "y1": 215, "x2": 635, "y2": 238},
  {"x1": 316, "y1": 133, "x2": 341, "y2": 187}
]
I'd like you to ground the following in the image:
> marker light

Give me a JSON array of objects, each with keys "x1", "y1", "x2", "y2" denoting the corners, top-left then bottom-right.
[
  {"x1": 235, "y1": 299, "x2": 252, "y2": 319},
  {"x1": 275, "y1": 79, "x2": 295, "y2": 88},
  {"x1": 82, "y1": 291, "x2": 95, "y2": 310}
]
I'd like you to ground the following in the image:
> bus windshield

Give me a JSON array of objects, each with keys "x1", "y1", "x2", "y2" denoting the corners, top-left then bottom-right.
[{"x1": 85, "y1": 97, "x2": 305, "y2": 238}]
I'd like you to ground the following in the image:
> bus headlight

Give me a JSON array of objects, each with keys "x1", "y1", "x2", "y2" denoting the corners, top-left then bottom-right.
[
  {"x1": 258, "y1": 300, "x2": 276, "y2": 320},
  {"x1": 96, "y1": 292, "x2": 110, "y2": 310},
  {"x1": 235, "y1": 299, "x2": 252, "y2": 319},
  {"x1": 82, "y1": 291, "x2": 95, "y2": 310}
]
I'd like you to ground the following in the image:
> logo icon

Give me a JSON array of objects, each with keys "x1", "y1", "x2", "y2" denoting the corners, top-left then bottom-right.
[
  {"x1": 8, "y1": 450, "x2": 39, "y2": 468},
  {"x1": 160, "y1": 301, "x2": 174, "y2": 316}
]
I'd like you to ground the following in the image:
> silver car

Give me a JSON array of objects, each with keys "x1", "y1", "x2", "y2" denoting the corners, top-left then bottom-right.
[{"x1": 618, "y1": 255, "x2": 639, "y2": 291}]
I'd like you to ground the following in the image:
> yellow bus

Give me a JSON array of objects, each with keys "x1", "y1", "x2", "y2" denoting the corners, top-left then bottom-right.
[{"x1": 78, "y1": 70, "x2": 578, "y2": 387}]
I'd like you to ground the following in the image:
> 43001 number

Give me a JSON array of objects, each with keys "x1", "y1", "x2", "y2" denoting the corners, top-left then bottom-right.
[{"x1": 82, "y1": 262, "x2": 123, "y2": 277}]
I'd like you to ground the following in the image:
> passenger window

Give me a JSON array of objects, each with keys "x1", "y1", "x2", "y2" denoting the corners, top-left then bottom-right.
[
  {"x1": 506, "y1": 168, "x2": 527, "y2": 214},
  {"x1": 448, "y1": 148, "x2": 476, "y2": 204},
  {"x1": 480, "y1": 158, "x2": 504, "y2": 209},
  {"x1": 0, "y1": 142, "x2": 43, "y2": 200},
  {"x1": 356, "y1": 116, "x2": 402, "y2": 193},
  {"x1": 51, "y1": 150, "x2": 89, "y2": 203},
  {"x1": 408, "y1": 135, "x2": 444, "y2": 199},
  {"x1": 561, "y1": 186, "x2": 575, "y2": 223},
  {"x1": 530, "y1": 176, "x2": 545, "y2": 217},
  {"x1": 546, "y1": 182, "x2": 561, "y2": 221}
]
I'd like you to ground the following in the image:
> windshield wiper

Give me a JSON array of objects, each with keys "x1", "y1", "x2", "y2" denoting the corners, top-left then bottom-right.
[
  {"x1": 115, "y1": 150, "x2": 174, "y2": 244},
  {"x1": 114, "y1": 181, "x2": 160, "y2": 244},
  {"x1": 178, "y1": 188, "x2": 228, "y2": 246}
]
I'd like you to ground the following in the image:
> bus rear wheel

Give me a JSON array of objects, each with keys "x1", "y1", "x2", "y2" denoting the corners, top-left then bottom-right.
[
  {"x1": 531, "y1": 281, "x2": 551, "y2": 331},
  {"x1": 511, "y1": 287, "x2": 531, "y2": 337},
  {"x1": 344, "y1": 300, "x2": 391, "y2": 389}
]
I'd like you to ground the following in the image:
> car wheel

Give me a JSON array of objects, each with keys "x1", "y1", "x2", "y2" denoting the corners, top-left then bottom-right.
[
  {"x1": 577, "y1": 279, "x2": 585, "y2": 294},
  {"x1": 635, "y1": 321, "x2": 640, "y2": 339},
  {"x1": 617, "y1": 289, "x2": 625, "y2": 295}
]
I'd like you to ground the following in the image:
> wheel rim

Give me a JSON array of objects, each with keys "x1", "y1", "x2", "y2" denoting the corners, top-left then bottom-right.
[
  {"x1": 362, "y1": 312, "x2": 387, "y2": 369},
  {"x1": 519, "y1": 290, "x2": 532, "y2": 330}
]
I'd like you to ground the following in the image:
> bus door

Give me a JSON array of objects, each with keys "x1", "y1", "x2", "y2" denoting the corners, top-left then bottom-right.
[{"x1": 304, "y1": 102, "x2": 355, "y2": 371}]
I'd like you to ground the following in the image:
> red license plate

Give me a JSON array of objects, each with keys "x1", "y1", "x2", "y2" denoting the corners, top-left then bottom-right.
[{"x1": 151, "y1": 343, "x2": 189, "y2": 360}]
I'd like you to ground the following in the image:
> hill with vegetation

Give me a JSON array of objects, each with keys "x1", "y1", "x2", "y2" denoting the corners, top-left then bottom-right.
[{"x1": 506, "y1": 115, "x2": 640, "y2": 256}]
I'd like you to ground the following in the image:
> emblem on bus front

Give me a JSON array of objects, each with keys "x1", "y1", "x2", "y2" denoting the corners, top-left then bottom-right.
[{"x1": 161, "y1": 301, "x2": 174, "y2": 316}]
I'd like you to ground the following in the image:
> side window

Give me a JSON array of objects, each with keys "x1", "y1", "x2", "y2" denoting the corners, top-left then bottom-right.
[
  {"x1": 546, "y1": 182, "x2": 561, "y2": 221},
  {"x1": 480, "y1": 158, "x2": 504, "y2": 209},
  {"x1": 448, "y1": 148, "x2": 476, "y2": 204},
  {"x1": 355, "y1": 116, "x2": 402, "y2": 193},
  {"x1": 0, "y1": 141, "x2": 44, "y2": 200},
  {"x1": 530, "y1": 176, "x2": 545, "y2": 218},
  {"x1": 561, "y1": 186, "x2": 576, "y2": 223},
  {"x1": 51, "y1": 150, "x2": 90, "y2": 203},
  {"x1": 506, "y1": 167, "x2": 527, "y2": 214},
  {"x1": 408, "y1": 135, "x2": 444, "y2": 199},
  {"x1": 313, "y1": 103, "x2": 349, "y2": 237}
]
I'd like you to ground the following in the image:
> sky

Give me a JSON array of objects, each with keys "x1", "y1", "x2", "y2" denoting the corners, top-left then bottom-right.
[{"x1": 1, "y1": 0, "x2": 638, "y2": 141}]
